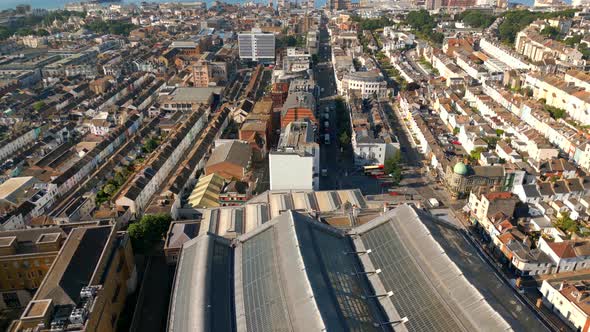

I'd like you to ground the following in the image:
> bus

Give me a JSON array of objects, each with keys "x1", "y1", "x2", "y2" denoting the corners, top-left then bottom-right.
[{"x1": 363, "y1": 165, "x2": 384, "y2": 176}]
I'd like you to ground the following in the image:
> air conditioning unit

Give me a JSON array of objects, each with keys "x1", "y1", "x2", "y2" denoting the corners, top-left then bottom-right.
[
  {"x1": 69, "y1": 308, "x2": 88, "y2": 325},
  {"x1": 80, "y1": 286, "x2": 98, "y2": 299}
]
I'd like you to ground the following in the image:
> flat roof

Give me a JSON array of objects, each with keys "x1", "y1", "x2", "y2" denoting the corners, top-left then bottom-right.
[
  {"x1": 0, "y1": 176, "x2": 35, "y2": 201},
  {"x1": 169, "y1": 87, "x2": 223, "y2": 103}
]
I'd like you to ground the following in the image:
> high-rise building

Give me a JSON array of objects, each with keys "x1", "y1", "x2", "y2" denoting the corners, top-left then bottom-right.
[
  {"x1": 328, "y1": 0, "x2": 350, "y2": 10},
  {"x1": 238, "y1": 29, "x2": 276, "y2": 62}
]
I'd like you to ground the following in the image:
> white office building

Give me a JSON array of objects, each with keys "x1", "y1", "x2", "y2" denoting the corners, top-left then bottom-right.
[
  {"x1": 238, "y1": 28, "x2": 276, "y2": 62},
  {"x1": 269, "y1": 120, "x2": 319, "y2": 190}
]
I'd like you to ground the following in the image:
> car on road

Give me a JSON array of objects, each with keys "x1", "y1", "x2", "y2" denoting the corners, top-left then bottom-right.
[{"x1": 388, "y1": 191, "x2": 400, "y2": 196}]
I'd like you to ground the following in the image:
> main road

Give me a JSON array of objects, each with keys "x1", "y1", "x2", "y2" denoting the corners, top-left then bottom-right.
[{"x1": 315, "y1": 18, "x2": 382, "y2": 195}]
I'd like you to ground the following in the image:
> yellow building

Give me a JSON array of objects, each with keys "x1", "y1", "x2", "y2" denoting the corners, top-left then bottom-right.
[
  {"x1": 187, "y1": 173, "x2": 225, "y2": 208},
  {"x1": 0, "y1": 228, "x2": 67, "y2": 310},
  {"x1": 9, "y1": 225, "x2": 136, "y2": 332}
]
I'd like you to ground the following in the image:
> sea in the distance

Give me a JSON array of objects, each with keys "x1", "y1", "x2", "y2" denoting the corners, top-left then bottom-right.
[{"x1": 0, "y1": 0, "x2": 533, "y2": 11}]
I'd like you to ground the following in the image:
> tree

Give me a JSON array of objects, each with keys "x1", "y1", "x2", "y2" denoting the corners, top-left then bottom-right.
[
  {"x1": 470, "y1": 147, "x2": 487, "y2": 161},
  {"x1": 545, "y1": 105, "x2": 566, "y2": 120},
  {"x1": 103, "y1": 183, "x2": 117, "y2": 195},
  {"x1": 498, "y1": 9, "x2": 578, "y2": 44},
  {"x1": 143, "y1": 138, "x2": 158, "y2": 153},
  {"x1": 114, "y1": 172, "x2": 126, "y2": 186},
  {"x1": 406, "y1": 10, "x2": 436, "y2": 31},
  {"x1": 459, "y1": 10, "x2": 496, "y2": 29},
  {"x1": 84, "y1": 20, "x2": 136, "y2": 36},
  {"x1": 36, "y1": 29, "x2": 50, "y2": 36},
  {"x1": 311, "y1": 54, "x2": 319, "y2": 65},
  {"x1": 32, "y1": 101, "x2": 45, "y2": 111},
  {"x1": 540, "y1": 26, "x2": 560, "y2": 40},
  {"x1": 95, "y1": 190, "x2": 108, "y2": 205},
  {"x1": 564, "y1": 34, "x2": 583, "y2": 47},
  {"x1": 555, "y1": 212, "x2": 579, "y2": 236},
  {"x1": 128, "y1": 213, "x2": 173, "y2": 253},
  {"x1": 384, "y1": 151, "x2": 403, "y2": 185},
  {"x1": 339, "y1": 131, "x2": 350, "y2": 146}
]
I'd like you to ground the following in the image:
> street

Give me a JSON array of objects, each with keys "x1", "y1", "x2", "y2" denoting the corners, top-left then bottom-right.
[{"x1": 315, "y1": 20, "x2": 383, "y2": 195}]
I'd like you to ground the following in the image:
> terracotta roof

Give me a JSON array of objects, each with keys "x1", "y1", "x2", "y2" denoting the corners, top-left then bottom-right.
[
  {"x1": 497, "y1": 232, "x2": 517, "y2": 245},
  {"x1": 485, "y1": 192, "x2": 513, "y2": 201},
  {"x1": 547, "y1": 241, "x2": 577, "y2": 259}
]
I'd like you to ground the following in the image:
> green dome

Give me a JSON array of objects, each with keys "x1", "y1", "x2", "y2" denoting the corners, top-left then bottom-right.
[{"x1": 453, "y1": 162, "x2": 468, "y2": 175}]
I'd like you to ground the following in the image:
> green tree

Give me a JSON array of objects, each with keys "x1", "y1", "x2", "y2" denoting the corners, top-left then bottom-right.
[
  {"x1": 311, "y1": 54, "x2": 318, "y2": 65},
  {"x1": 114, "y1": 172, "x2": 126, "y2": 186},
  {"x1": 103, "y1": 183, "x2": 117, "y2": 195},
  {"x1": 0, "y1": 27, "x2": 11, "y2": 40},
  {"x1": 406, "y1": 10, "x2": 436, "y2": 31},
  {"x1": 339, "y1": 131, "x2": 350, "y2": 146},
  {"x1": 545, "y1": 105, "x2": 566, "y2": 120},
  {"x1": 85, "y1": 20, "x2": 136, "y2": 36},
  {"x1": 32, "y1": 101, "x2": 45, "y2": 111},
  {"x1": 540, "y1": 26, "x2": 560, "y2": 39},
  {"x1": 564, "y1": 34, "x2": 583, "y2": 47},
  {"x1": 384, "y1": 151, "x2": 403, "y2": 185},
  {"x1": 555, "y1": 212, "x2": 579, "y2": 236},
  {"x1": 470, "y1": 147, "x2": 487, "y2": 161},
  {"x1": 459, "y1": 10, "x2": 496, "y2": 29},
  {"x1": 95, "y1": 190, "x2": 108, "y2": 205},
  {"x1": 143, "y1": 138, "x2": 158, "y2": 153},
  {"x1": 128, "y1": 214, "x2": 173, "y2": 253},
  {"x1": 15, "y1": 28, "x2": 34, "y2": 36},
  {"x1": 498, "y1": 9, "x2": 578, "y2": 44}
]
